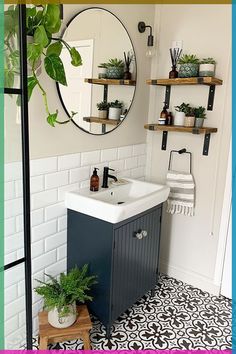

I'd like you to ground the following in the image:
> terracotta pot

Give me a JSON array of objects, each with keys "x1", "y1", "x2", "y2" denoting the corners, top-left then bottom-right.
[
  {"x1": 184, "y1": 116, "x2": 195, "y2": 127},
  {"x1": 98, "y1": 110, "x2": 108, "y2": 119},
  {"x1": 48, "y1": 302, "x2": 77, "y2": 329}
]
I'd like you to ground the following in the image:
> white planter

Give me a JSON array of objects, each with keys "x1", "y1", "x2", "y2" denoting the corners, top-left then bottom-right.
[
  {"x1": 199, "y1": 63, "x2": 215, "y2": 77},
  {"x1": 48, "y1": 302, "x2": 76, "y2": 328},
  {"x1": 174, "y1": 111, "x2": 185, "y2": 126},
  {"x1": 109, "y1": 107, "x2": 121, "y2": 120}
]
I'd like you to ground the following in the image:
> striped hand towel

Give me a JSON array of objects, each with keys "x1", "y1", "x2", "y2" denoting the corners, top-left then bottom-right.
[{"x1": 166, "y1": 170, "x2": 195, "y2": 216}]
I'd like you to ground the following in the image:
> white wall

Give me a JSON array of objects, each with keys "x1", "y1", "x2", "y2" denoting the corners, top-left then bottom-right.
[{"x1": 146, "y1": 4, "x2": 231, "y2": 294}]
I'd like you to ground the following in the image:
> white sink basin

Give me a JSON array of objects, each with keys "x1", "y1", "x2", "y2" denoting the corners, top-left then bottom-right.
[{"x1": 65, "y1": 178, "x2": 170, "y2": 223}]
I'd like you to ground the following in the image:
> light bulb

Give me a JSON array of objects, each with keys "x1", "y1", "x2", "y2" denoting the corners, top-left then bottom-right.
[{"x1": 146, "y1": 47, "x2": 156, "y2": 57}]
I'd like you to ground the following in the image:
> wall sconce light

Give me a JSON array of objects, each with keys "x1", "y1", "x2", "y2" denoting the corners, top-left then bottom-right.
[{"x1": 138, "y1": 21, "x2": 155, "y2": 57}]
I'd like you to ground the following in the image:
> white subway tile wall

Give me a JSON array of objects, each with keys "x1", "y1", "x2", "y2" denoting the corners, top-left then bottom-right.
[{"x1": 4, "y1": 144, "x2": 146, "y2": 348}]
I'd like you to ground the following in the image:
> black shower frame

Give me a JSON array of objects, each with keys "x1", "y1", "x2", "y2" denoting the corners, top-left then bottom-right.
[{"x1": 3, "y1": 5, "x2": 33, "y2": 350}]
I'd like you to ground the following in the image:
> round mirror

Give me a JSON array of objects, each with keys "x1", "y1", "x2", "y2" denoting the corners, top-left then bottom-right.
[{"x1": 57, "y1": 8, "x2": 136, "y2": 135}]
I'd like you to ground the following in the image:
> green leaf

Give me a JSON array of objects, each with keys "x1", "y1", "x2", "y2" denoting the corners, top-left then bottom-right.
[
  {"x1": 34, "y1": 25, "x2": 49, "y2": 48},
  {"x1": 27, "y1": 43, "x2": 43, "y2": 63},
  {"x1": 70, "y1": 47, "x2": 82, "y2": 67},
  {"x1": 44, "y1": 54, "x2": 67, "y2": 86},
  {"x1": 47, "y1": 111, "x2": 58, "y2": 127},
  {"x1": 46, "y1": 41, "x2": 62, "y2": 57},
  {"x1": 4, "y1": 69, "x2": 14, "y2": 88},
  {"x1": 27, "y1": 76, "x2": 38, "y2": 101},
  {"x1": 44, "y1": 5, "x2": 61, "y2": 34}
]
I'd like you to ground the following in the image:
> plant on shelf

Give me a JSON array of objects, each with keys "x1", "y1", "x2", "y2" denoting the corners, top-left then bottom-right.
[
  {"x1": 34, "y1": 265, "x2": 97, "y2": 329},
  {"x1": 96, "y1": 101, "x2": 110, "y2": 119},
  {"x1": 184, "y1": 105, "x2": 195, "y2": 128},
  {"x1": 174, "y1": 102, "x2": 191, "y2": 126},
  {"x1": 108, "y1": 100, "x2": 123, "y2": 120},
  {"x1": 178, "y1": 54, "x2": 200, "y2": 78},
  {"x1": 199, "y1": 57, "x2": 216, "y2": 77},
  {"x1": 123, "y1": 51, "x2": 134, "y2": 80},
  {"x1": 4, "y1": 4, "x2": 82, "y2": 127},
  {"x1": 105, "y1": 58, "x2": 124, "y2": 79},
  {"x1": 194, "y1": 106, "x2": 206, "y2": 128}
]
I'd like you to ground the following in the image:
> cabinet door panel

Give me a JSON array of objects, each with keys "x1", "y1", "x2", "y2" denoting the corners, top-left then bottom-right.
[{"x1": 111, "y1": 207, "x2": 161, "y2": 321}]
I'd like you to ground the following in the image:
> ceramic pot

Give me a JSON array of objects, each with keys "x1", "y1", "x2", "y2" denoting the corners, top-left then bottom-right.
[
  {"x1": 195, "y1": 117, "x2": 205, "y2": 128},
  {"x1": 48, "y1": 302, "x2": 76, "y2": 329},
  {"x1": 184, "y1": 116, "x2": 195, "y2": 127},
  {"x1": 174, "y1": 111, "x2": 185, "y2": 126},
  {"x1": 106, "y1": 67, "x2": 124, "y2": 79},
  {"x1": 98, "y1": 110, "x2": 108, "y2": 119},
  {"x1": 109, "y1": 107, "x2": 121, "y2": 120},
  {"x1": 199, "y1": 63, "x2": 215, "y2": 77},
  {"x1": 178, "y1": 63, "x2": 199, "y2": 78}
]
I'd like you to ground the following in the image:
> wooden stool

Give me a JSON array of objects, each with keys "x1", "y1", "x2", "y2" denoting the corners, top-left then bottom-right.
[{"x1": 38, "y1": 304, "x2": 92, "y2": 350}]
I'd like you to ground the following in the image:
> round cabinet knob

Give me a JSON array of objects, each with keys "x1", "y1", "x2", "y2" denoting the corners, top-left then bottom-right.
[
  {"x1": 142, "y1": 230, "x2": 148, "y2": 237},
  {"x1": 136, "y1": 232, "x2": 143, "y2": 240}
]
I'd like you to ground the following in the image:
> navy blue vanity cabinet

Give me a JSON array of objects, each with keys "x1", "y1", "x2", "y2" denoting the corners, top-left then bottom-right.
[{"x1": 67, "y1": 204, "x2": 162, "y2": 334}]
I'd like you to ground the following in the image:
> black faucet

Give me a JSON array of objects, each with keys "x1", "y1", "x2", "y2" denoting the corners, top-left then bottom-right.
[{"x1": 102, "y1": 167, "x2": 118, "y2": 188}]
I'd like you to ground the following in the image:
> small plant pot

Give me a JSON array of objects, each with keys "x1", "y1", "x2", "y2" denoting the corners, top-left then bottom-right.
[
  {"x1": 184, "y1": 116, "x2": 195, "y2": 127},
  {"x1": 174, "y1": 111, "x2": 185, "y2": 126},
  {"x1": 98, "y1": 110, "x2": 108, "y2": 119},
  {"x1": 199, "y1": 63, "x2": 215, "y2": 77},
  {"x1": 106, "y1": 67, "x2": 124, "y2": 79},
  {"x1": 48, "y1": 302, "x2": 76, "y2": 328},
  {"x1": 98, "y1": 67, "x2": 107, "y2": 79},
  {"x1": 179, "y1": 63, "x2": 199, "y2": 78},
  {"x1": 109, "y1": 107, "x2": 121, "y2": 120},
  {"x1": 195, "y1": 117, "x2": 205, "y2": 128}
]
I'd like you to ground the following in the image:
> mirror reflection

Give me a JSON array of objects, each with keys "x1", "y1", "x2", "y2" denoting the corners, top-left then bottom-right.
[{"x1": 58, "y1": 8, "x2": 136, "y2": 135}]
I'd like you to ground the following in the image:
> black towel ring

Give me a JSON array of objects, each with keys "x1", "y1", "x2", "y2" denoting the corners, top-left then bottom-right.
[{"x1": 168, "y1": 148, "x2": 192, "y2": 174}]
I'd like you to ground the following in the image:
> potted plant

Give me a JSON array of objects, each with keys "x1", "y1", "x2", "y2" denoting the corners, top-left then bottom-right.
[
  {"x1": 96, "y1": 101, "x2": 110, "y2": 119},
  {"x1": 194, "y1": 106, "x2": 206, "y2": 128},
  {"x1": 123, "y1": 51, "x2": 134, "y2": 80},
  {"x1": 199, "y1": 58, "x2": 216, "y2": 77},
  {"x1": 4, "y1": 4, "x2": 82, "y2": 127},
  {"x1": 34, "y1": 265, "x2": 97, "y2": 329},
  {"x1": 178, "y1": 54, "x2": 200, "y2": 78},
  {"x1": 108, "y1": 100, "x2": 123, "y2": 120},
  {"x1": 98, "y1": 63, "x2": 107, "y2": 79},
  {"x1": 184, "y1": 105, "x2": 195, "y2": 127},
  {"x1": 105, "y1": 58, "x2": 124, "y2": 79},
  {"x1": 174, "y1": 102, "x2": 190, "y2": 126}
]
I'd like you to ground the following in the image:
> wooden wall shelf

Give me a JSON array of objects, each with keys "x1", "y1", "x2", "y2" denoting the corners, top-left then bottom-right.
[
  {"x1": 146, "y1": 76, "x2": 223, "y2": 111},
  {"x1": 146, "y1": 77, "x2": 222, "y2": 86},
  {"x1": 85, "y1": 78, "x2": 136, "y2": 86},
  {"x1": 144, "y1": 124, "x2": 218, "y2": 156},
  {"x1": 83, "y1": 117, "x2": 120, "y2": 125}
]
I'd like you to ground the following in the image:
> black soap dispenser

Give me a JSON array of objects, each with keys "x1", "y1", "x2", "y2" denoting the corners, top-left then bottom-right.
[{"x1": 90, "y1": 168, "x2": 99, "y2": 192}]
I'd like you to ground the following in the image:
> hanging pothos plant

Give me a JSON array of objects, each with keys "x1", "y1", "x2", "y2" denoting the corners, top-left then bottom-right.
[{"x1": 4, "y1": 4, "x2": 82, "y2": 127}]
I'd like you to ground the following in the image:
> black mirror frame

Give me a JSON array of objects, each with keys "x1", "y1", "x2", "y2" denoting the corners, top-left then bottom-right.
[{"x1": 56, "y1": 6, "x2": 137, "y2": 136}]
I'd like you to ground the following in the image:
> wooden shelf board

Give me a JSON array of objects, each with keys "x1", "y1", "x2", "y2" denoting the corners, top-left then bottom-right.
[
  {"x1": 83, "y1": 117, "x2": 120, "y2": 126},
  {"x1": 146, "y1": 77, "x2": 222, "y2": 86},
  {"x1": 85, "y1": 78, "x2": 136, "y2": 86},
  {"x1": 144, "y1": 124, "x2": 217, "y2": 134}
]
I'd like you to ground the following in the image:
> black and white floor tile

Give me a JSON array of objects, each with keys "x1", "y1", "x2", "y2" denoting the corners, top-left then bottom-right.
[{"x1": 33, "y1": 274, "x2": 232, "y2": 350}]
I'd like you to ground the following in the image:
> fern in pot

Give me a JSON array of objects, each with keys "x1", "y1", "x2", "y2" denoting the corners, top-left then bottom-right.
[
  {"x1": 97, "y1": 101, "x2": 110, "y2": 119},
  {"x1": 194, "y1": 106, "x2": 206, "y2": 128},
  {"x1": 108, "y1": 100, "x2": 123, "y2": 120},
  {"x1": 199, "y1": 58, "x2": 216, "y2": 77},
  {"x1": 35, "y1": 265, "x2": 97, "y2": 329},
  {"x1": 178, "y1": 54, "x2": 200, "y2": 78}
]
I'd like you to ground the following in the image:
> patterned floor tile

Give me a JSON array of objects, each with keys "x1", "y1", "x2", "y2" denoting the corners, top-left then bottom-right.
[{"x1": 33, "y1": 274, "x2": 232, "y2": 350}]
